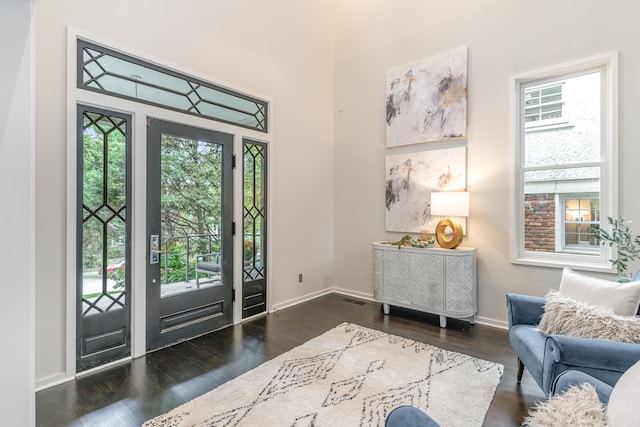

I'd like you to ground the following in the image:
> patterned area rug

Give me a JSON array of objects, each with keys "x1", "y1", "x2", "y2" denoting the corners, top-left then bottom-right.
[{"x1": 143, "y1": 323, "x2": 503, "y2": 427}]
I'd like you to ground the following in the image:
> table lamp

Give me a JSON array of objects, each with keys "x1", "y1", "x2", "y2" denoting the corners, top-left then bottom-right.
[{"x1": 430, "y1": 191, "x2": 470, "y2": 249}]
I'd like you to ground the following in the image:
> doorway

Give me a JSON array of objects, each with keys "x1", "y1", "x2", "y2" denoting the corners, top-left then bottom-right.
[
  {"x1": 145, "y1": 119, "x2": 234, "y2": 351},
  {"x1": 72, "y1": 35, "x2": 272, "y2": 373}
]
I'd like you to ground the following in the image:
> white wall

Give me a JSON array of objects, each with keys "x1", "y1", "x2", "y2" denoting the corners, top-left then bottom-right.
[
  {"x1": 0, "y1": 0, "x2": 35, "y2": 423},
  {"x1": 333, "y1": 0, "x2": 640, "y2": 326},
  {"x1": 34, "y1": 0, "x2": 640, "y2": 389},
  {"x1": 35, "y1": 0, "x2": 335, "y2": 385}
]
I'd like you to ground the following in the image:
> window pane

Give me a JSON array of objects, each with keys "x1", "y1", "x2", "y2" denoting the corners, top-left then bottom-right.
[
  {"x1": 523, "y1": 193, "x2": 556, "y2": 252},
  {"x1": 565, "y1": 198, "x2": 599, "y2": 222},
  {"x1": 541, "y1": 85, "x2": 561, "y2": 99},
  {"x1": 80, "y1": 109, "x2": 129, "y2": 315},
  {"x1": 523, "y1": 165, "x2": 600, "y2": 254},
  {"x1": 160, "y1": 136, "x2": 223, "y2": 296},
  {"x1": 540, "y1": 103, "x2": 562, "y2": 119},
  {"x1": 525, "y1": 90, "x2": 540, "y2": 106},
  {"x1": 524, "y1": 72, "x2": 600, "y2": 166},
  {"x1": 564, "y1": 198, "x2": 599, "y2": 249},
  {"x1": 243, "y1": 141, "x2": 266, "y2": 283}
]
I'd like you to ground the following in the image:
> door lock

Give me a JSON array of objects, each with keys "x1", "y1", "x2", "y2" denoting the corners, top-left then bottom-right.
[{"x1": 150, "y1": 234, "x2": 160, "y2": 264}]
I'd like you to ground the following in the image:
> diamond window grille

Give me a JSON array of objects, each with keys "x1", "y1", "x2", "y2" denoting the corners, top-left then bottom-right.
[
  {"x1": 243, "y1": 142, "x2": 266, "y2": 281},
  {"x1": 78, "y1": 39, "x2": 268, "y2": 132},
  {"x1": 81, "y1": 110, "x2": 129, "y2": 316}
]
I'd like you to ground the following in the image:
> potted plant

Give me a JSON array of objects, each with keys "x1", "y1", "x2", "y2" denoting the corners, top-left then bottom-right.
[{"x1": 594, "y1": 216, "x2": 640, "y2": 281}]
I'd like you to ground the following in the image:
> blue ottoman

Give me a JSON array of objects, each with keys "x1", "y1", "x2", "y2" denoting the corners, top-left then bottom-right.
[{"x1": 385, "y1": 406, "x2": 440, "y2": 427}]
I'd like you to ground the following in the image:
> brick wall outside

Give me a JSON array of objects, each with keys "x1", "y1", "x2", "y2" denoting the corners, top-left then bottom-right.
[{"x1": 524, "y1": 193, "x2": 555, "y2": 252}]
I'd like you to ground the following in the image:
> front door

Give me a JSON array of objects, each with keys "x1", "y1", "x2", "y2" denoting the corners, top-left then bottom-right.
[{"x1": 146, "y1": 119, "x2": 234, "y2": 351}]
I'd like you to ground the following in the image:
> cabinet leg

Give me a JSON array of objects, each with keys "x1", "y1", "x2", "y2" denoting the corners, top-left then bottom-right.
[
  {"x1": 383, "y1": 303, "x2": 390, "y2": 315},
  {"x1": 439, "y1": 315, "x2": 447, "y2": 328}
]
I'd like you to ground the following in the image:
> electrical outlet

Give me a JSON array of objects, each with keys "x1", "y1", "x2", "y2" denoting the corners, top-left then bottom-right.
[{"x1": 298, "y1": 273, "x2": 303, "y2": 283}]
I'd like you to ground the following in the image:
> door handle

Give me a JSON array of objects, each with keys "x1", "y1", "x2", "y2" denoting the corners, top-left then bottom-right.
[{"x1": 150, "y1": 234, "x2": 164, "y2": 264}]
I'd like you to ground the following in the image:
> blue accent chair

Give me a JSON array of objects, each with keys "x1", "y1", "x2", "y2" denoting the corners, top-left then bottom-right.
[
  {"x1": 507, "y1": 293, "x2": 640, "y2": 395},
  {"x1": 385, "y1": 406, "x2": 440, "y2": 427},
  {"x1": 552, "y1": 369, "x2": 613, "y2": 404}
]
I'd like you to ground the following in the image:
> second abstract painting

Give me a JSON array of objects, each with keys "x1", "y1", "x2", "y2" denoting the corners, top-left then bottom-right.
[{"x1": 385, "y1": 145, "x2": 466, "y2": 233}]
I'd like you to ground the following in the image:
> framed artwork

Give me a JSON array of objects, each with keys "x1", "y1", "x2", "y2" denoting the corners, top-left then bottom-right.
[
  {"x1": 386, "y1": 47, "x2": 467, "y2": 147},
  {"x1": 385, "y1": 146, "x2": 466, "y2": 233}
]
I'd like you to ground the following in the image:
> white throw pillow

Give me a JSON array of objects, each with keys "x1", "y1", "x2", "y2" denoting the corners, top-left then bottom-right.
[
  {"x1": 538, "y1": 291, "x2": 640, "y2": 343},
  {"x1": 559, "y1": 268, "x2": 640, "y2": 316},
  {"x1": 607, "y1": 360, "x2": 640, "y2": 427}
]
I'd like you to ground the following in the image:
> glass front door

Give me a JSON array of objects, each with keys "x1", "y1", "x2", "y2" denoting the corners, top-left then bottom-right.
[{"x1": 146, "y1": 119, "x2": 234, "y2": 351}]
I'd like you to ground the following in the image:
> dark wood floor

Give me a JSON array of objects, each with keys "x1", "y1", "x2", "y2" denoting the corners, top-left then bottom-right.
[{"x1": 36, "y1": 293, "x2": 545, "y2": 426}]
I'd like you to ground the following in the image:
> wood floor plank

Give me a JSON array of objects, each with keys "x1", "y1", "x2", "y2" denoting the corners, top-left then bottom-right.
[{"x1": 36, "y1": 293, "x2": 545, "y2": 426}]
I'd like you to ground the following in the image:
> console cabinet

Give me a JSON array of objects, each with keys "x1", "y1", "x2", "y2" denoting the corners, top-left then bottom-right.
[{"x1": 372, "y1": 242, "x2": 477, "y2": 327}]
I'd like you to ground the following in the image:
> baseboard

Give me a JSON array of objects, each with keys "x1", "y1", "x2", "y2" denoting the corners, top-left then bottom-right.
[
  {"x1": 327, "y1": 287, "x2": 375, "y2": 302},
  {"x1": 35, "y1": 357, "x2": 134, "y2": 391},
  {"x1": 475, "y1": 316, "x2": 508, "y2": 330},
  {"x1": 270, "y1": 288, "x2": 334, "y2": 313},
  {"x1": 269, "y1": 287, "x2": 378, "y2": 314},
  {"x1": 35, "y1": 372, "x2": 73, "y2": 392},
  {"x1": 271, "y1": 288, "x2": 507, "y2": 330}
]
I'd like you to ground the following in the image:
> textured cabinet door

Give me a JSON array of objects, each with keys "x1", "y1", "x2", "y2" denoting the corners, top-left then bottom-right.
[
  {"x1": 412, "y1": 254, "x2": 444, "y2": 311},
  {"x1": 373, "y1": 243, "x2": 476, "y2": 326},
  {"x1": 381, "y1": 249, "x2": 412, "y2": 304},
  {"x1": 444, "y1": 255, "x2": 475, "y2": 314}
]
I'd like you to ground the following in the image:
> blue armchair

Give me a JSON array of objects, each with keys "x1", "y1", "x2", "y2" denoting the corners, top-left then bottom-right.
[
  {"x1": 506, "y1": 293, "x2": 640, "y2": 395},
  {"x1": 553, "y1": 369, "x2": 613, "y2": 404}
]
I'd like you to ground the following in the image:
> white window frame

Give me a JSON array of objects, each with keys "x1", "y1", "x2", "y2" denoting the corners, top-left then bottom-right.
[{"x1": 510, "y1": 52, "x2": 618, "y2": 272}]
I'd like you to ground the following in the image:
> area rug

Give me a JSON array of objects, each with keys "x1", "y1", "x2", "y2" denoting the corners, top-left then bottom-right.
[{"x1": 143, "y1": 323, "x2": 503, "y2": 427}]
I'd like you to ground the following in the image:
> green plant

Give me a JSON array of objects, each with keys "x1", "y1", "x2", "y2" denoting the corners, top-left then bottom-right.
[
  {"x1": 159, "y1": 241, "x2": 194, "y2": 283},
  {"x1": 594, "y1": 216, "x2": 640, "y2": 278},
  {"x1": 391, "y1": 235, "x2": 413, "y2": 248},
  {"x1": 108, "y1": 268, "x2": 126, "y2": 289},
  {"x1": 386, "y1": 234, "x2": 435, "y2": 249}
]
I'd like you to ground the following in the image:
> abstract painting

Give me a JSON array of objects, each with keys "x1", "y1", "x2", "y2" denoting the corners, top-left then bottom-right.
[
  {"x1": 386, "y1": 47, "x2": 467, "y2": 147},
  {"x1": 385, "y1": 146, "x2": 466, "y2": 233}
]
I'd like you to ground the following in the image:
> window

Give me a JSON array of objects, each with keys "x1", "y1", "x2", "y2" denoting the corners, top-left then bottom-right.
[
  {"x1": 512, "y1": 53, "x2": 617, "y2": 271},
  {"x1": 560, "y1": 195, "x2": 600, "y2": 252},
  {"x1": 76, "y1": 105, "x2": 132, "y2": 371},
  {"x1": 524, "y1": 82, "x2": 567, "y2": 128},
  {"x1": 77, "y1": 39, "x2": 268, "y2": 132}
]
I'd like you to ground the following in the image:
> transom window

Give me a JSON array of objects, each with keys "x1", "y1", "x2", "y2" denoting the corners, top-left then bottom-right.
[
  {"x1": 77, "y1": 39, "x2": 268, "y2": 132},
  {"x1": 512, "y1": 53, "x2": 617, "y2": 271}
]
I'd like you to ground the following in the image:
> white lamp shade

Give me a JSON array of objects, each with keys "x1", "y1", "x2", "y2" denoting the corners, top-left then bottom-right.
[{"x1": 431, "y1": 192, "x2": 470, "y2": 217}]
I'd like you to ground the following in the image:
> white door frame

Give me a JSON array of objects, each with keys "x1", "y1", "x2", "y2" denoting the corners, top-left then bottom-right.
[{"x1": 65, "y1": 27, "x2": 272, "y2": 378}]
